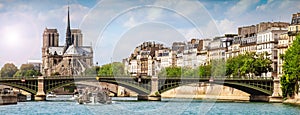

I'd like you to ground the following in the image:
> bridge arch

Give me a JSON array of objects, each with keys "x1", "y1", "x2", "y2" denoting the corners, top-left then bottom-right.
[
  {"x1": 98, "y1": 79, "x2": 150, "y2": 95},
  {"x1": 158, "y1": 79, "x2": 273, "y2": 96},
  {"x1": 77, "y1": 82, "x2": 118, "y2": 96},
  {"x1": 45, "y1": 81, "x2": 118, "y2": 95},
  {"x1": 1, "y1": 82, "x2": 37, "y2": 94},
  {"x1": 159, "y1": 81, "x2": 272, "y2": 96}
]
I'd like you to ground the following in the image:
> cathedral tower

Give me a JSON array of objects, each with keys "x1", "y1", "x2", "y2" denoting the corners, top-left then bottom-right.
[{"x1": 42, "y1": 28, "x2": 59, "y2": 48}]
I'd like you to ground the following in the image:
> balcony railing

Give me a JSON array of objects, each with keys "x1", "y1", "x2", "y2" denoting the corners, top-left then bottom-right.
[{"x1": 288, "y1": 31, "x2": 299, "y2": 36}]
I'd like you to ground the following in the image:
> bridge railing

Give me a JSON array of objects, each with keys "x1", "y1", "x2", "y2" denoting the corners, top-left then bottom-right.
[
  {"x1": 0, "y1": 75, "x2": 274, "y2": 81},
  {"x1": 156, "y1": 76, "x2": 274, "y2": 81},
  {"x1": 0, "y1": 77, "x2": 37, "y2": 80}
]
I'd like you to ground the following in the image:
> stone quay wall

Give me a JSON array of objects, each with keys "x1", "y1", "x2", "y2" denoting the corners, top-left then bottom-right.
[{"x1": 0, "y1": 94, "x2": 17, "y2": 105}]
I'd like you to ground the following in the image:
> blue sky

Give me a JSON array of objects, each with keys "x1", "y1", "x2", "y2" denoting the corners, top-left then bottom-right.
[{"x1": 0, "y1": 0, "x2": 299, "y2": 67}]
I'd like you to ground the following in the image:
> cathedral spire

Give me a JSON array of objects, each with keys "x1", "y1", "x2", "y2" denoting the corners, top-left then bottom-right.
[{"x1": 66, "y1": 6, "x2": 72, "y2": 48}]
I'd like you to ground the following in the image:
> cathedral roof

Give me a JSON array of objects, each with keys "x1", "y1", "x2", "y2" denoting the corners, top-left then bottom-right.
[
  {"x1": 48, "y1": 47, "x2": 65, "y2": 55},
  {"x1": 64, "y1": 45, "x2": 92, "y2": 56}
]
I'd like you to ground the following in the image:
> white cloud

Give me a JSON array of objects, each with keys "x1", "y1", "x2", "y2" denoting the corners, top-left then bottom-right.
[
  {"x1": 226, "y1": 0, "x2": 259, "y2": 18},
  {"x1": 123, "y1": 16, "x2": 138, "y2": 28},
  {"x1": 146, "y1": 8, "x2": 163, "y2": 21},
  {"x1": 112, "y1": 22, "x2": 187, "y2": 62},
  {"x1": 216, "y1": 19, "x2": 236, "y2": 34},
  {"x1": 0, "y1": 3, "x2": 3, "y2": 9},
  {"x1": 256, "y1": 0, "x2": 274, "y2": 11},
  {"x1": 180, "y1": 28, "x2": 202, "y2": 40}
]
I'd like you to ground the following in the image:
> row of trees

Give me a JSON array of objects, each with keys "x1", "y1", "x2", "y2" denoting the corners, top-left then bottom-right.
[
  {"x1": 158, "y1": 65, "x2": 211, "y2": 78},
  {"x1": 0, "y1": 63, "x2": 42, "y2": 77},
  {"x1": 84, "y1": 62, "x2": 125, "y2": 76},
  {"x1": 226, "y1": 52, "x2": 273, "y2": 77},
  {"x1": 157, "y1": 52, "x2": 273, "y2": 78},
  {"x1": 0, "y1": 62, "x2": 125, "y2": 77}
]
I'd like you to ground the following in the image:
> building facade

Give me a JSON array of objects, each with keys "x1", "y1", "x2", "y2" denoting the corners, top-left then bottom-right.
[
  {"x1": 277, "y1": 13, "x2": 300, "y2": 78},
  {"x1": 257, "y1": 27, "x2": 288, "y2": 77}
]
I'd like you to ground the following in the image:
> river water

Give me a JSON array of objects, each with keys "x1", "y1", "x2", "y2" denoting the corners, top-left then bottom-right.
[{"x1": 0, "y1": 95, "x2": 300, "y2": 115}]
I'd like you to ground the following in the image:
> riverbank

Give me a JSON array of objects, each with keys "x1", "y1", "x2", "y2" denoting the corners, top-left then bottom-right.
[
  {"x1": 162, "y1": 95, "x2": 249, "y2": 101},
  {"x1": 0, "y1": 94, "x2": 17, "y2": 105},
  {"x1": 161, "y1": 85, "x2": 250, "y2": 101},
  {"x1": 283, "y1": 98, "x2": 300, "y2": 105}
]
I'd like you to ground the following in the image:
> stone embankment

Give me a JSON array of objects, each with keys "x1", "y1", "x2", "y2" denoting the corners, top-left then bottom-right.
[
  {"x1": 161, "y1": 84, "x2": 249, "y2": 101},
  {"x1": 283, "y1": 97, "x2": 300, "y2": 105},
  {"x1": 0, "y1": 94, "x2": 17, "y2": 105}
]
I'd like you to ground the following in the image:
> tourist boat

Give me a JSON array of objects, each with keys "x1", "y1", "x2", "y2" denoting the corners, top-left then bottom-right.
[
  {"x1": 46, "y1": 92, "x2": 56, "y2": 98},
  {"x1": 74, "y1": 88, "x2": 112, "y2": 104}
]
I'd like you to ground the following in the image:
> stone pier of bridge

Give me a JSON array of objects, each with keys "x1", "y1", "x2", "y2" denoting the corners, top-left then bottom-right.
[
  {"x1": 34, "y1": 76, "x2": 46, "y2": 101},
  {"x1": 137, "y1": 76, "x2": 161, "y2": 101},
  {"x1": 269, "y1": 77, "x2": 283, "y2": 102}
]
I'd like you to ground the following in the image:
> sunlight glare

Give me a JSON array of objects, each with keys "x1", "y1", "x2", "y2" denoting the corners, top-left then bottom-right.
[{"x1": 3, "y1": 27, "x2": 21, "y2": 48}]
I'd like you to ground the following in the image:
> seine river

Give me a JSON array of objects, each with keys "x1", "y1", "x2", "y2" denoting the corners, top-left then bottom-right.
[{"x1": 0, "y1": 95, "x2": 300, "y2": 115}]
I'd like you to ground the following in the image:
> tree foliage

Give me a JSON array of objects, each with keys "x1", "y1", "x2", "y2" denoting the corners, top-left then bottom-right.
[
  {"x1": 158, "y1": 66, "x2": 181, "y2": 77},
  {"x1": 211, "y1": 59, "x2": 226, "y2": 77},
  {"x1": 281, "y1": 34, "x2": 300, "y2": 98},
  {"x1": 158, "y1": 65, "x2": 211, "y2": 78},
  {"x1": 0, "y1": 63, "x2": 18, "y2": 77},
  {"x1": 98, "y1": 62, "x2": 125, "y2": 76},
  {"x1": 84, "y1": 66, "x2": 100, "y2": 76},
  {"x1": 226, "y1": 52, "x2": 272, "y2": 77},
  {"x1": 198, "y1": 64, "x2": 211, "y2": 77},
  {"x1": 14, "y1": 64, "x2": 42, "y2": 77}
]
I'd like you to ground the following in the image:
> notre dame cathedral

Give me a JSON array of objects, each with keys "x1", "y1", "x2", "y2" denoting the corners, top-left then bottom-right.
[{"x1": 42, "y1": 7, "x2": 93, "y2": 76}]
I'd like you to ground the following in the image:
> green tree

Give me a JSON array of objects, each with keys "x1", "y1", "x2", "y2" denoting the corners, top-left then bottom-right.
[
  {"x1": 160, "y1": 66, "x2": 182, "y2": 77},
  {"x1": 198, "y1": 64, "x2": 211, "y2": 77},
  {"x1": 253, "y1": 52, "x2": 273, "y2": 76},
  {"x1": 182, "y1": 67, "x2": 196, "y2": 77},
  {"x1": 98, "y1": 62, "x2": 125, "y2": 76},
  {"x1": 226, "y1": 54, "x2": 248, "y2": 77},
  {"x1": 84, "y1": 66, "x2": 100, "y2": 76},
  {"x1": 281, "y1": 34, "x2": 300, "y2": 98},
  {"x1": 225, "y1": 52, "x2": 272, "y2": 78},
  {"x1": 211, "y1": 59, "x2": 226, "y2": 77},
  {"x1": 14, "y1": 64, "x2": 42, "y2": 77},
  {"x1": 0, "y1": 63, "x2": 18, "y2": 77}
]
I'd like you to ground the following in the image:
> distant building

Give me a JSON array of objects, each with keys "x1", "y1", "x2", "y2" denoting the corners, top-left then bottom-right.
[
  {"x1": 42, "y1": 7, "x2": 93, "y2": 76},
  {"x1": 238, "y1": 22, "x2": 289, "y2": 55},
  {"x1": 208, "y1": 34, "x2": 235, "y2": 62},
  {"x1": 197, "y1": 39, "x2": 211, "y2": 66},
  {"x1": 156, "y1": 48, "x2": 172, "y2": 69},
  {"x1": 182, "y1": 39, "x2": 200, "y2": 68},
  {"x1": 238, "y1": 22, "x2": 289, "y2": 77},
  {"x1": 226, "y1": 36, "x2": 241, "y2": 58},
  {"x1": 126, "y1": 42, "x2": 165, "y2": 76},
  {"x1": 277, "y1": 33, "x2": 288, "y2": 78},
  {"x1": 27, "y1": 60, "x2": 42, "y2": 72},
  {"x1": 122, "y1": 19, "x2": 293, "y2": 78},
  {"x1": 171, "y1": 42, "x2": 185, "y2": 66},
  {"x1": 239, "y1": 34, "x2": 257, "y2": 54},
  {"x1": 257, "y1": 27, "x2": 288, "y2": 77}
]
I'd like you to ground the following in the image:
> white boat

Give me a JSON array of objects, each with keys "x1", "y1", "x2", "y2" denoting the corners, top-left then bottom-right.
[{"x1": 46, "y1": 92, "x2": 56, "y2": 98}]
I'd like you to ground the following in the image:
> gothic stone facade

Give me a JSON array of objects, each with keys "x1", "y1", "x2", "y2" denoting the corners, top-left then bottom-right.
[{"x1": 42, "y1": 8, "x2": 93, "y2": 76}]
